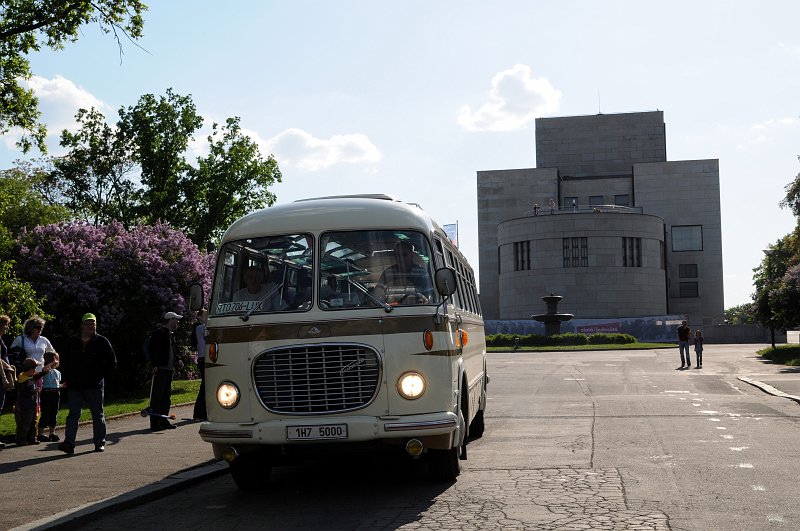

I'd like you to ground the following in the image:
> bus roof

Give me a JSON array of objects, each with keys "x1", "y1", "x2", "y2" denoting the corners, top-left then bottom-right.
[{"x1": 221, "y1": 195, "x2": 443, "y2": 243}]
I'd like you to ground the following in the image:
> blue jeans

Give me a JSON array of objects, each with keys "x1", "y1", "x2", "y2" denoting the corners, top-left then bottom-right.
[
  {"x1": 679, "y1": 341, "x2": 691, "y2": 366},
  {"x1": 65, "y1": 388, "x2": 106, "y2": 447}
]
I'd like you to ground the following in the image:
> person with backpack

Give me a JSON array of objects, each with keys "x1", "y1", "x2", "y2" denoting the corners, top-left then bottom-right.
[
  {"x1": 9, "y1": 315, "x2": 56, "y2": 369},
  {"x1": 58, "y1": 313, "x2": 117, "y2": 454},
  {"x1": 148, "y1": 311, "x2": 182, "y2": 431}
]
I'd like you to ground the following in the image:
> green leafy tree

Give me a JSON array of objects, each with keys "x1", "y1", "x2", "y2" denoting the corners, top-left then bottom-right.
[
  {"x1": 723, "y1": 303, "x2": 756, "y2": 325},
  {"x1": 51, "y1": 107, "x2": 137, "y2": 226},
  {"x1": 186, "y1": 116, "x2": 281, "y2": 245},
  {"x1": 47, "y1": 89, "x2": 282, "y2": 246},
  {"x1": 118, "y1": 88, "x2": 203, "y2": 226},
  {"x1": 0, "y1": 164, "x2": 70, "y2": 256},
  {"x1": 779, "y1": 155, "x2": 800, "y2": 217},
  {"x1": 0, "y1": 260, "x2": 51, "y2": 336},
  {"x1": 0, "y1": 0, "x2": 147, "y2": 152}
]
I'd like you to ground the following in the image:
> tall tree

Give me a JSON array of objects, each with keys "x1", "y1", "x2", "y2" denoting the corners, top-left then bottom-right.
[
  {"x1": 52, "y1": 107, "x2": 137, "y2": 226},
  {"x1": 0, "y1": 0, "x2": 147, "y2": 152},
  {"x1": 118, "y1": 88, "x2": 202, "y2": 225},
  {"x1": 0, "y1": 164, "x2": 70, "y2": 256},
  {"x1": 47, "y1": 89, "x2": 282, "y2": 246},
  {"x1": 186, "y1": 117, "x2": 281, "y2": 245}
]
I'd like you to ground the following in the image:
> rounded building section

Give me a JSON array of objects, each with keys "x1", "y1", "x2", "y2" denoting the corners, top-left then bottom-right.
[{"x1": 497, "y1": 211, "x2": 667, "y2": 319}]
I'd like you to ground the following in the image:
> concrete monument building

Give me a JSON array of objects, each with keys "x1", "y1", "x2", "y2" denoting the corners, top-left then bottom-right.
[{"x1": 477, "y1": 111, "x2": 724, "y2": 329}]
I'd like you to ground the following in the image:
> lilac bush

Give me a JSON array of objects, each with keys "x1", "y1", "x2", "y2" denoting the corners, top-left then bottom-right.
[{"x1": 15, "y1": 221, "x2": 215, "y2": 391}]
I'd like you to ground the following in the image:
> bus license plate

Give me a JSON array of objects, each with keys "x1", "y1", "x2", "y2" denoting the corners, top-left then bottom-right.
[{"x1": 286, "y1": 424, "x2": 348, "y2": 441}]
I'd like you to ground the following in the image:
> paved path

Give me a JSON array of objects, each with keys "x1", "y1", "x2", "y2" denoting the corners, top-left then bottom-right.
[{"x1": 0, "y1": 343, "x2": 797, "y2": 530}]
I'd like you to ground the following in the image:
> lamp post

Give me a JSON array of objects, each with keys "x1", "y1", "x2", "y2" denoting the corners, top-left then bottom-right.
[{"x1": 763, "y1": 248, "x2": 776, "y2": 349}]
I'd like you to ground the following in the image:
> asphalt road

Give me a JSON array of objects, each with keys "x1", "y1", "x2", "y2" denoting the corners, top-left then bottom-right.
[{"x1": 5, "y1": 343, "x2": 800, "y2": 530}]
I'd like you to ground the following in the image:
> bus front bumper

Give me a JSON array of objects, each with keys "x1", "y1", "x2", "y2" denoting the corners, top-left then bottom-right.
[{"x1": 199, "y1": 411, "x2": 459, "y2": 454}]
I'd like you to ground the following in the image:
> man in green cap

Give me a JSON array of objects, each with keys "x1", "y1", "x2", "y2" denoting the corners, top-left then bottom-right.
[{"x1": 58, "y1": 312, "x2": 117, "y2": 454}]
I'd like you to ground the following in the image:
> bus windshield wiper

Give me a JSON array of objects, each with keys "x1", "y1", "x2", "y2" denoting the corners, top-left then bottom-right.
[{"x1": 343, "y1": 277, "x2": 393, "y2": 313}]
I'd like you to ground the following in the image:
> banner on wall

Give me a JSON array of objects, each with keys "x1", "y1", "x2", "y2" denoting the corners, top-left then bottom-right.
[{"x1": 443, "y1": 223, "x2": 458, "y2": 248}]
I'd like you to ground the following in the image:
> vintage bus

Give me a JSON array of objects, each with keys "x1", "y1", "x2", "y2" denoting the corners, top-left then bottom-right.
[{"x1": 190, "y1": 194, "x2": 487, "y2": 489}]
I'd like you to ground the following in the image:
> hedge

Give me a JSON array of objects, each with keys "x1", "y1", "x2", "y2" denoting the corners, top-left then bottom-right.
[{"x1": 487, "y1": 332, "x2": 637, "y2": 347}]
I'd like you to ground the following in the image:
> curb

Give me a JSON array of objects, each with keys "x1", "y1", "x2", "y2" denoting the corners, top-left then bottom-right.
[
  {"x1": 12, "y1": 460, "x2": 229, "y2": 531},
  {"x1": 737, "y1": 376, "x2": 800, "y2": 404}
]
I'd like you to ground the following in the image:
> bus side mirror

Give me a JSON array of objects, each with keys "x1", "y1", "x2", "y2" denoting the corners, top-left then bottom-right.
[
  {"x1": 434, "y1": 267, "x2": 457, "y2": 297},
  {"x1": 189, "y1": 284, "x2": 205, "y2": 311}
]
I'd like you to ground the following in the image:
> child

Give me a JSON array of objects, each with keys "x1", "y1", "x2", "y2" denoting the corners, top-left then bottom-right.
[
  {"x1": 37, "y1": 351, "x2": 61, "y2": 442},
  {"x1": 15, "y1": 358, "x2": 51, "y2": 445},
  {"x1": 694, "y1": 330, "x2": 704, "y2": 369}
]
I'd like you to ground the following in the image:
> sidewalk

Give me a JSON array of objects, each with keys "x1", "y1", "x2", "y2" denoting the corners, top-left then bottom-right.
[{"x1": 0, "y1": 404, "x2": 225, "y2": 531}]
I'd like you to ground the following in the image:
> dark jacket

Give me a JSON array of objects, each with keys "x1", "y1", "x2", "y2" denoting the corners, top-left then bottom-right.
[
  {"x1": 61, "y1": 333, "x2": 117, "y2": 390},
  {"x1": 150, "y1": 326, "x2": 177, "y2": 370}
]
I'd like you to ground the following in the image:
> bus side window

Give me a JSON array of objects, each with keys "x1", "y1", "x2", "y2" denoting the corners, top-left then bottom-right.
[
  {"x1": 434, "y1": 238, "x2": 446, "y2": 269},
  {"x1": 444, "y1": 248, "x2": 463, "y2": 310}
]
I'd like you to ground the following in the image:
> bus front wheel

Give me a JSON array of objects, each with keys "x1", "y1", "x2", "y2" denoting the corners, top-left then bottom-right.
[
  {"x1": 230, "y1": 453, "x2": 272, "y2": 490},
  {"x1": 428, "y1": 446, "x2": 460, "y2": 481}
]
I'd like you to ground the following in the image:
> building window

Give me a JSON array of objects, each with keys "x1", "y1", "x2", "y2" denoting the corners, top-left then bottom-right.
[
  {"x1": 564, "y1": 197, "x2": 578, "y2": 210},
  {"x1": 679, "y1": 264, "x2": 698, "y2": 278},
  {"x1": 679, "y1": 281, "x2": 699, "y2": 298},
  {"x1": 614, "y1": 194, "x2": 630, "y2": 206},
  {"x1": 514, "y1": 240, "x2": 531, "y2": 271},
  {"x1": 623, "y1": 237, "x2": 641, "y2": 267},
  {"x1": 589, "y1": 195, "x2": 604, "y2": 206},
  {"x1": 672, "y1": 225, "x2": 703, "y2": 251},
  {"x1": 563, "y1": 237, "x2": 588, "y2": 268}
]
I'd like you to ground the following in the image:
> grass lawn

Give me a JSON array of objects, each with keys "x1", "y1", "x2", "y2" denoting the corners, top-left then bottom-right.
[
  {"x1": 0, "y1": 379, "x2": 200, "y2": 438},
  {"x1": 488, "y1": 342, "x2": 674, "y2": 352},
  {"x1": 757, "y1": 344, "x2": 800, "y2": 366}
]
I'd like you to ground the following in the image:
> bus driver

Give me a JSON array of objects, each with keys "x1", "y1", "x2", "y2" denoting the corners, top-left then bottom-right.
[
  {"x1": 374, "y1": 241, "x2": 433, "y2": 304},
  {"x1": 232, "y1": 266, "x2": 284, "y2": 311}
]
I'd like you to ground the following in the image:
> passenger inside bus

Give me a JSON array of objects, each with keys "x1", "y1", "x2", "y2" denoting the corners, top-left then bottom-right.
[
  {"x1": 374, "y1": 240, "x2": 433, "y2": 305},
  {"x1": 232, "y1": 266, "x2": 285, "y2": 310}
]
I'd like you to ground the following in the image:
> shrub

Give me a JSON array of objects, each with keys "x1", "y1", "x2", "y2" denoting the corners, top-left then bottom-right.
[{"x1": 14, "y1": 221, "x2": 215, "y2": 393}]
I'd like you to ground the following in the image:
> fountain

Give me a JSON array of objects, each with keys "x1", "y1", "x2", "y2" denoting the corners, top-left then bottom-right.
[{"x1": 531, "y1": 293, "x2": 574, "y2": 336}]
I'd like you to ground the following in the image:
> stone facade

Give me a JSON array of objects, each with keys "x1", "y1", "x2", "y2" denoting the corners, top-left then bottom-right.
[{"x1": 477, "y1": 111, "x2": 724, "y2": 328}]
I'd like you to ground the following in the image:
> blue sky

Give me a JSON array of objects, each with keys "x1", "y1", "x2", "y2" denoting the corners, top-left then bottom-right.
[{"x1": 2, "y1": 1, "x2": 798, "y2": 307}]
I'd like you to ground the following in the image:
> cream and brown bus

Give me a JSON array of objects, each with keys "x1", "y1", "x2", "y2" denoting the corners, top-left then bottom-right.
[{"x1": 190, "y1": 194, "x2": 487, "y2": 489}]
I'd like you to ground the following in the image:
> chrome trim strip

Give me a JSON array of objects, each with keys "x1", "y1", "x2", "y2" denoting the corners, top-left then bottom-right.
[
  {"x1": 199, "y1": 428, "x2": 253, "y2": 439},
  {"x1": 383, "y1": 419, "x2": 457, "y2": 432}
]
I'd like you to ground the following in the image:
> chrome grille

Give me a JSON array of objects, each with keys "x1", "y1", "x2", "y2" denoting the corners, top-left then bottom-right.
[{"x1": 253, "y1": 344, "x2": 381, "y2": 414}]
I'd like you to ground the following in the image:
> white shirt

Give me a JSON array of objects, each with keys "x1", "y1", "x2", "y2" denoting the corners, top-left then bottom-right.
[{"x1": 11, "y1": 335, "x2": 55, "y2": 368}]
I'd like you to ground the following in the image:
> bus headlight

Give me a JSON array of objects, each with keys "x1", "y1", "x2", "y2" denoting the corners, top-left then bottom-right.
[
  {"x1": 217, "y1": 381, "x2": 240, "y2": 409},
  {"x1": 397, "y1": 371, "x2": 426, "y2": 400}
]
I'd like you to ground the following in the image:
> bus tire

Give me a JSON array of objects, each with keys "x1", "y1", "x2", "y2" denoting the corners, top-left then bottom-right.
[
  {"x1": 469, "y1": 409, "x2": 485, "y2": 439},
  {"x1": 428, "y1": 446, "x2": 460, "y2": 481},
  {"x1": 230, "y1": 453, "x2": 271, "y2": 490}
]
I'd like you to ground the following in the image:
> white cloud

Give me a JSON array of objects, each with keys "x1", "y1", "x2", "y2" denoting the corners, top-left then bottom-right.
[
  {"x1": 263, "y1": 128, "x2": 382, "y2": 171},
  {"x1": 458, "y1": 64, "x2": 562, "y2": 132},
  {"x1": 746, "y1": 117, "x2": 797, "y2": 145},
  {"x1": 2, "y1": 75, "x2": 112, "y2": 151}
]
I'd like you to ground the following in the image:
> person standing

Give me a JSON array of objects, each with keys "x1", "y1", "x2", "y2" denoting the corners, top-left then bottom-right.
[
  {"x1": 0, "y1": 315, "x2": 15, "y2": 449},
  {"x1": 9, "y1": 315, "x2": 56, "y2": 368},
  {"x1": 37, "y1": 351, "x2": 62, "y2": 442},
  {"x1": 192, "y1": 309, "x2": 208, "y2": 421},
  {"x1": 149, "y1": 311, "x2": 182, "y2": 431},
  {"x1": 58, "y1": 313, "x2": 117, "y2": 454},
  {"x1": 15, "y1": 358, "x2": 51, "y2": 445},
  {"x1": 676, "y1": 320, "x2": 692, "y2": 369},
  {"x1": 694, "y1": 330, "x2": 704, "y2": 369}
]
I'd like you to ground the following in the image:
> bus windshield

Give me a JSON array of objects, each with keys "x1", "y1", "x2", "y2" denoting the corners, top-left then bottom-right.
[
  {"x1": 319, "y1": 230, "x2": 440, "y2": 309},
  {"x1": 211, "y1": 234, "x2": 313, "y2": 317}
]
